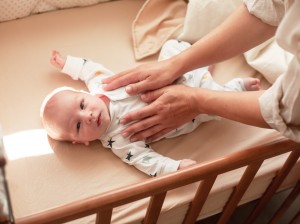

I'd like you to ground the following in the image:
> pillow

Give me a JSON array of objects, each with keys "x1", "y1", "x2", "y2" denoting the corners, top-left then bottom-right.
[
  {"x1": 244, "y1": 38, "x2": 293, "y2": 84},
  {"x1": 0, "y1": 0, "x2": 111, "y2": 22},
  {"x1": 132, "y1": 0, "x2": 187, "y2": 60},
  {"x1": 178, "y1": 0, "x2": 241, "y2": 43},
  {"x1": 177, "y1": 0, "x2": 291, "y2": 84}
]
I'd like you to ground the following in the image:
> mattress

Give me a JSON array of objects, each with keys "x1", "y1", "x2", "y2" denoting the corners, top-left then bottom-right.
[{"x1": 0, "y1": 0, "x2": 298, "y2": 223}]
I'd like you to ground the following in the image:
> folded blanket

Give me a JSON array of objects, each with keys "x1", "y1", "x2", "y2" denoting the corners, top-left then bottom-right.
[
  {"x1": 132, "y1": 0, "x2": 187, "y2": 60},
  {"x1": 178, "y1": 0, "x2": 241, "y2": 43},
  {"x1": 244, "y1": 38, "x2": 292, "y2": 84}
]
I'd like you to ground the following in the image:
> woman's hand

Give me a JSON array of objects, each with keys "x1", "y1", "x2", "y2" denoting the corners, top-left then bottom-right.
[
  {"x1": 102, "y1": 58, "x2": 182, "y2": 95},
  {"x1": 120, "y1": 85, "x2": 200, "y2": 142}
]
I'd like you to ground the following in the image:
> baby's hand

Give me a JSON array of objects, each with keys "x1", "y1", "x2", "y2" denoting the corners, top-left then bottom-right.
[
  {"x1": 178, "y1": 159, "x2": 196, "y2": 170},
  {"x1": 50, "y1": 50, "x2": 66, "y2": 69}
]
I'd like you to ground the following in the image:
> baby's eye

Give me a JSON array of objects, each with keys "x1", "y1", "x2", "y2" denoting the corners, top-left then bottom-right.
[
  {"x1": 77, "y1": 122, "x2": 81, "y2": 132},
  {"x1": 80, "y1": 100, "x2": 84, "y2": 110}
]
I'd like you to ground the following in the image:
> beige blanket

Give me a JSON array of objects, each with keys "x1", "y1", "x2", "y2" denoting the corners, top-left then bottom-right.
[
  {"x1": 1, "y1": 1, "x2": 298, "y2": 223},
  {"x1": 132, "y1": 0, "x2": 187, "y2": 60}
]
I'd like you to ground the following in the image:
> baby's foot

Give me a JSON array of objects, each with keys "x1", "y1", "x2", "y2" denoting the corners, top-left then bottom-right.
[
  {"x1": 224, "y1": 77, "x2": 260, "y2": 92},
  {"x1": 243, "y1": 77, "x2": 260, "y2": 91},
  {"x1": 208, "y1": 64, "x2": 215, "y2": 74},
  {"x1": 159, "y1": 39, "x2": 191, "y2": 61}
]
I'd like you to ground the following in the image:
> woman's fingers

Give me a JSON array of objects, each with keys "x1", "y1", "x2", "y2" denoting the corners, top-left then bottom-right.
[
  {"x1": 121, "y1": 116, "x2": 160, "y2": 141},
  {"x1": 121, "y1": 85, "x2": 198, "y2": 141},
  {"x1": 145, "y1": 128, "x2": 174, "y2": 142},
  {"x1": 102, "y1": 69, "x2": 139, "y2": 91},
  {"x1": 140, "y1": 88, "x2": 164, "y2": 103},
  {"x1": 121, "y1": 103, "x2": 159, "y2": 125},
  {"x1": 103, "y1": 70, "x2": 157, "y2": 95},
  {"x1": 122, "y1": 116, "x2": 174, "y2": 142},
  {"x1": 121, "y1": 88, "x2": 166, "y2": 126},
  {"x1": 125, "y1": 79, "x2": 154, "y2": 95},
  {"x1": 103, "y1": 60, "x2": 178, "y2": 94}
]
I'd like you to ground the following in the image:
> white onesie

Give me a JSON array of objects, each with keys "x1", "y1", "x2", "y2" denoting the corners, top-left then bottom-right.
[{"x1": 61, "y1": 40, "x2": 247, "y2": 176}]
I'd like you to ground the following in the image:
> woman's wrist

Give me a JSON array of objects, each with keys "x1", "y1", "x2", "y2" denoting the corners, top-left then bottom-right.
[
  {"x1": 192, "y1": 89, "x2": 269, "y2": 128},
  {"x1": 168, "y1": 55, "x2": 189, "y2": 80},
  {"x1": 191, "y1": 88, "x2": 209, "y2": 114}
]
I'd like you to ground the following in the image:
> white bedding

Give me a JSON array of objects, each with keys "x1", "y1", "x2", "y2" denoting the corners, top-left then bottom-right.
[{"x1": 0, "y1": 0, "x2": 111, "y2": 22}]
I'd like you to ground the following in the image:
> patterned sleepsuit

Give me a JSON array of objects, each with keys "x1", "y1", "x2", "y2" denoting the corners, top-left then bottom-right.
[{"x1": 61, "y1": 40, "x2": 247, "y2": 176}]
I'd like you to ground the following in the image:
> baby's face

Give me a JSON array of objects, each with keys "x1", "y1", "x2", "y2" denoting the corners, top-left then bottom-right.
[{"x1": 45, "y1": 90, "x2": 110, "y2": 144}]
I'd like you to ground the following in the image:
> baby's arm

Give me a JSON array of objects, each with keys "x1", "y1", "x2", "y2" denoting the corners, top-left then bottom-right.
[
  {"x1": 102, "y1": 135, "x2": 196, "y2": 176},
  {"x1": 50, "y1": 51, "x2": 115, "y2": 87},
  {"x1": 50, "y1": 50, "x2": 66, "y2": 69}
]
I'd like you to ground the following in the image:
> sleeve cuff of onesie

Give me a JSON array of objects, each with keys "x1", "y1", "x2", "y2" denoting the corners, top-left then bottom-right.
[
  {"x1": 61, "y1": 56, "x2": 85, "y2": 80},
  {"x1": 161, "y1": 159, "x2": 181, "y2": 175}
]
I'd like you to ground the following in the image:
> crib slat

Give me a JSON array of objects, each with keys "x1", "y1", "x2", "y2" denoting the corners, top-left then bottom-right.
[
  {"x1": 95, "y1": 208, "x2": 112, "y2": 224},
  {"x1": 217, "y1": 160, "x2": 263, "y2": 224},
  {"x1": 245, "y1": 149, "x2": 300, "y2": 224},
  {"x1": 183, "y1": 175, "x2": 217, "y2": 224},
  {"x1": 290, "y1": 209, "x2": 300, "y2": 224},
  {"x1": 269, "y1": 179, "x2": 300, "y2": 224},
  {"x1": 143, "y1": 192, "x2": 167, "y2": 224}
]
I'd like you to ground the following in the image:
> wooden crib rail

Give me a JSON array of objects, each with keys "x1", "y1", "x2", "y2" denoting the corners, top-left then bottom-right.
[{"x1": 16, "y1": 138, "x2": 300, "y2": 224}]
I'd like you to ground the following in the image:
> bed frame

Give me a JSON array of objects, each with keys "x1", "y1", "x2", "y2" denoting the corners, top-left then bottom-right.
[{"x1": 13, "y1": 138, "x2": 300, "y2": 224}]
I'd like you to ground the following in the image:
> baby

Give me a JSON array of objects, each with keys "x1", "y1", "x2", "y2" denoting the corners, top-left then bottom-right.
[{"x1": 41, "y1": 40, "x2": 260, "y2": 177}]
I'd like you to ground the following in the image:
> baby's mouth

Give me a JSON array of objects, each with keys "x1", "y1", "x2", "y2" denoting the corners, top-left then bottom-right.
[{"x1": 97, "y1": 114, "x2": 101, "y2": 127}]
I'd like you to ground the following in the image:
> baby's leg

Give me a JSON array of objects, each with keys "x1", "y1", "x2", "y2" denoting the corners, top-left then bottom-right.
[
  {"x1": 223, "y1": 77, "x2": 260, "y2": 92},
  {"x1": 182, "y1": 65, "x2": 260, "y2": 93},
  {"x1": 159, "y1": 39, "x2": 191, "y2": 61}
]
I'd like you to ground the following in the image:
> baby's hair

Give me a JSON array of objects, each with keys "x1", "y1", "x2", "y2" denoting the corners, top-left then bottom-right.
[
  {"x1": 41, "y1": 87, "x2": 92, "y2": 141},
  {"x1": 40, "y1": 86, "x2": 76, "y2": 118},
  {"x1": 40, "y1": 86, "x2": 76, "y2": 140}
]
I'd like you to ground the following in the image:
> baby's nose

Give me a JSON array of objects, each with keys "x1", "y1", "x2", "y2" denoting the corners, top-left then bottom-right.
[{"x1": 83, "y1": 111, "x2": 94, "y2": 124}]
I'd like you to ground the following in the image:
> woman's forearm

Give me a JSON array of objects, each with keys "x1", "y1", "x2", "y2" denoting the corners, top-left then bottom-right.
[
  {"x1": 193, "y1": 89, "x2": 270, "y2": 128},
  {"x1": 172, "y1": 4, "x2": 277, "y2": 75}
]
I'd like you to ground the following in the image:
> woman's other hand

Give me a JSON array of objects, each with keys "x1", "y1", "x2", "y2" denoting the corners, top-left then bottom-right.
[
  {"x1": 120, "y1": 85, "x2": 200, "y2": 142},
  {"x1": 102, "y1": 58, "x2": 182, "y2": 95}
]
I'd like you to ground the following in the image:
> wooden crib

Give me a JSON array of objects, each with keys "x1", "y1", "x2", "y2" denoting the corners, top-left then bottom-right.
[{"x1": 12, "y1": 138, "x2": 300, "y2": 224}]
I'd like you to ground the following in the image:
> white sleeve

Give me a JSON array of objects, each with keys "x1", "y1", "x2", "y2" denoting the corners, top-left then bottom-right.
[
  {"x1": 259, "y1": 58, "x2": 300, "y2": 142},
  {"x1": 258, "y1": 1, "x2": 300, "y2": 143},
  {"x1": 61, "y1": 55, "x2": 114, "y2": 84},
  {"x1": 243, "y1": 0, "x2": 286, "y2": 26},
  {"x1": 101, "y1": 134, "x2": 180, "y2": 177}
]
